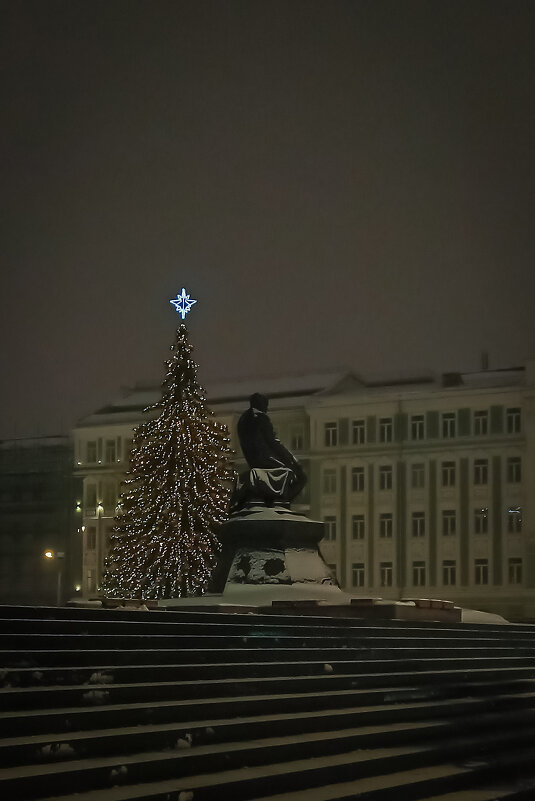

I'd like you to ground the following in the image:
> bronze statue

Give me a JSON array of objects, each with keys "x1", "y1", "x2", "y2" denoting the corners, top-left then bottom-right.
[{"x1": 230, "y1": 393, "x2": 307, "y2": 512}]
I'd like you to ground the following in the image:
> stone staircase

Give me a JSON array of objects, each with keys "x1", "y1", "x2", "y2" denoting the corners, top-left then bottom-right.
[{"x1": 1, "y1": 604, "x2": 535, "y2": 800}]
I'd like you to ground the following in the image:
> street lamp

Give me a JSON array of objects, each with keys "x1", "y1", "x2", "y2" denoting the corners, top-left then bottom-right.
[{"x1": 43, "y1": 549, "x2": 65, "y2": 606}]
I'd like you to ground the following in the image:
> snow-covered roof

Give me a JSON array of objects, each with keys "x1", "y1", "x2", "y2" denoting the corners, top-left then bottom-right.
[
  {"x1": 74, "y1": 364, "x2": 529, "y2": 429},
  {"x1": 205, "y1": 371, "x2": 348, "y2": 402},
  {"x1": 458, "y1": 367, "x2": 525, "y2": 388},
  {"x1": 75, "y1": 371, "x2": 348, "y2": 426}
]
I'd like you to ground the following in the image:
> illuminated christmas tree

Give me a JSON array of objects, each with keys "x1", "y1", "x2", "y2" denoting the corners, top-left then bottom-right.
[{"x1": 101, "y1": 307, "x2": 234, "y2": 599}]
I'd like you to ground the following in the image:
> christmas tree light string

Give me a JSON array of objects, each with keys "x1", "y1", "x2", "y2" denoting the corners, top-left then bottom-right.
[{"x1": 101, "y1": 296, "x2": 235, "y2": 599}]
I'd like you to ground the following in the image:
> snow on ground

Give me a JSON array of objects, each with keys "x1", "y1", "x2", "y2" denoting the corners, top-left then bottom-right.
[
  {"x1": 159, "y1": 588, "x2": 511, "y2": 624},
  {"x1": 159, "y1": 582, "x2": 351, "y2": 608},
  {"x1": 461, "y1": 608, "x2": 509, "y2": 625},
  {"x1": 72, "y1": 592, "x2": 511, "y2": 625},
  {"x1": 67, "y1": 598, "x2": 104, "y2": 607}
]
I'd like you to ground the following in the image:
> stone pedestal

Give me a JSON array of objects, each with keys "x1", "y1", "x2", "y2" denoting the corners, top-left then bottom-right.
[{"x1": 209, "y1": 507, "x2": 336, "y2": 593}]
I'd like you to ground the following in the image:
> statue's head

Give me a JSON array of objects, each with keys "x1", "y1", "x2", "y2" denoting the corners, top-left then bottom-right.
[{"x1": 249, "y1": 393, "x2": 269, "y2": 413}]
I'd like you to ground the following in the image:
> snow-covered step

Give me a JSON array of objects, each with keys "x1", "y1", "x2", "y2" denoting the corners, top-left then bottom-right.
[
  {"x1": 2, "y1": 606, "x2": 535, "y2": 800},
  {"x1": 241, "y1": 747, "x2": 535, "y2": 801},
  {"x1": 3, "y1": 663, "x2": 535, "y2": 713},
  {"x1": 3, "y1": 675, "x2": 534, "y2": 739},
  {"x1": 1, "y1": 710, "x2": 534, "y2": 801},
  {"x1": 28, "y1": 760, "x2": 535, "y2": 801},
  {"x1": 6, "y1": 629, "x2": 535, "y2": 655},
  {"x1": 2, "y1": 615, "x2": 535, "y2": 644},
  {"x1": 3, "y1": 608, "x2": 531, "y2": 642},
  {"x1": 13, "y1": 730, "x2": 535, "y2": 801},
  {"x1": 4, "y1": 655, "x2": 535, "y2": 689},
  {"x1": 2, "y1": 690, "x2": 534, "y2": 770},
  {"x1": 3, "y1": 617, "x2": 427, "y2": 638},
  {"x1": 414, "y1": 788, "x2": 535, "y2": 801},
  {"x1": 0, "y1": 685, "x2": 455, "y2": 738},
  {"x1": 2, "y1": 605, "x2": 533, "y2": 636},
  {"x1": 3, "y1": 645, "x2": 535, "y2": 673}
]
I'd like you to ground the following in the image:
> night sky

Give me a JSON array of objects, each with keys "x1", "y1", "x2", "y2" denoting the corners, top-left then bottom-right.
[{"x1": 2, "y1": 0, "x2": 535, "y2": 439}]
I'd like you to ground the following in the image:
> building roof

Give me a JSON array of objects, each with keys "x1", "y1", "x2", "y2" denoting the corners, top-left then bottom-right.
[
  {"x1": 74, "y1": 365, "x2": 528, "y2": 429},
  {"x1": 75, "y1": 371, "x2": 348, "y2": 427}
]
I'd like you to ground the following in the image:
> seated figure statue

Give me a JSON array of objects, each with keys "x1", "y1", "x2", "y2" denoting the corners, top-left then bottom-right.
[{"x1": 230, "y1": 393, "x2": 307, "y2": 512}]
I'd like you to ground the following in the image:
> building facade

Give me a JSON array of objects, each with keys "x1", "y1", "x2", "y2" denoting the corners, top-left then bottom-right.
[
  {"x1": 0, "y1": 436, "x2": 82, "y2": 606},
  {"x1": 73, "y1": 364, "x2": 535, "y2": 620}
]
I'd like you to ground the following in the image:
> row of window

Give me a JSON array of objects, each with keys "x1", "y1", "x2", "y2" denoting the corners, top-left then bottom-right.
[
  {"x1": 84, "y1": 484, "x2": 119, "y2": 509},
  {"x1": 323, "y1": 457, "x2": 523, "y2": 494},
  {"x1": 324, "y1": 407, "x2": 522, "y2": 447},
  {"x1": 84, "y1": 526, "x2": 114, "y2": 550},
  {"x1": 80, "y1": 439, "x2": 129, "y2": 466},
  {"x1": 323, "y1": 506, "x2": 523, "y2": 541},
  {"x1": 349, "y1": 557, "x2": 523, "y2": 588}
]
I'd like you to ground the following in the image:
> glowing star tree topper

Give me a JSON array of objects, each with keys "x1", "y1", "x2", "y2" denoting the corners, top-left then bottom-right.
[{"x1": 170, "y1": 288, "x2": 197, "y2": 320}]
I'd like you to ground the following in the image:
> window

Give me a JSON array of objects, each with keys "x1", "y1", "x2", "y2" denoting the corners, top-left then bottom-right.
[
  {"x1": 324, "y1": 422, "x2": 338, "y2": 447},
  {"x1": 379, "y1": 513, "x2": 393, "y2": 538},
  {"x1": 85, "y1": 484, "x2": 97, "y2": 508},
  {"x1": 324, "y1": 516, "x2": 337, "y2": 541},
  {"x1": 379, "y1": 465, "x2": 393, "y2": 491},
  {"x1": 412, "y1": 561, "x2": 426, "y2": 586},
  {"x1": 86, "y1": 441, "x2": 97, "y2": 463},
  {"x1": 323, "y1": 469, "x2": 337, "y2": 494},
  {"x1": 508, "y1": 558, "x2": 523, "y2": 584},
  {"x1": 474, "y1": 508, "x2": 489, "y2": 534},
  {"x1": 103, "y1": 483, "x2": 116, "y2": 510},
  {"x1": 442, "y1": 413, "x2": 456, "y2": 439},
  {"x1": 379, "y1": 418, "x2": 393, "y2": 443},
  {"x1": 352, "y1": 562, "x2": 365, "y2": 587},
  {"x1": 380, "y1": 562, "x2": 393, "y2": 587},
  {"x1": 351, "y1": 467, "x2": 365, "y2": 492},
  {"x1": 474, "y1": 558, "x2": 489, "y2": 585},
  {"x1": 352, "y1": 514, "x2": 365, "y2": 540},
  {"x1": 411, "y1": 463, "x2": 425, "y2": 489},
  {"x1": 290, "y1": 427, "x2": 304, "y2": 451},
  {"x1": 352, "y1": 419, "x2": 366, "y2": 445},
  {"x1": 442, "y1": 560, "x2": 456, "y2": 585},
  {"x1": 86, "y1": 527, "x2": 96, "y2": 550},
  {"x1": 442, "y1": 509, "x2": 456, "y2": 536},
  {"x1": 507, "y1": 507, "x2": 522, "y2": 533},
  {"x1": 474, "y1": 459, "x2": 488, "y2": 486},
  {"x1": 410, "y1": 415, "x2": 425, "y2": 441},
  {"x1": 506, "y1": 407, "x2": 521, "y2": 434},
  {"x1": 441, "y1": 461, "x2": 456, "y2": 487},
  {"x1": 411, "y1": 512, "x2": 425, "y2": 538},
  {"x1": 474, "y1": 410, "x2": 488, "y2": 436},
  {"x1": 105, "y1": 439, "x2": 116, "y2": 463},
  {"x1": 507, "y1": 457, "x2": 521, "y2": 484},
  {"x1": 86, "y1": 569, "x2": 96, "y2": 593}
]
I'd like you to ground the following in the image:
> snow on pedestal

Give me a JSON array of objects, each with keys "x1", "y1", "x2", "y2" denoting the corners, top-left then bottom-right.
[{"x1": 208, "y1": 505, "x2": 337, "y2": 594}]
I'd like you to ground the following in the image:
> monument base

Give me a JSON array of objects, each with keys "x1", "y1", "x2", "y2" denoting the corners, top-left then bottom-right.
[
  {"x1": 208, "y1": 506, "x2": 336, "y2": 594},
  {"x1": 158, "y1": 506, "x2": 463, "y2": 623}
]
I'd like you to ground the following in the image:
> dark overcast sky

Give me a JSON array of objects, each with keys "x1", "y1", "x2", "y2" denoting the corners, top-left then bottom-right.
[{"x1": 2, "y1": 0, "x2": 535, "y2": 439}]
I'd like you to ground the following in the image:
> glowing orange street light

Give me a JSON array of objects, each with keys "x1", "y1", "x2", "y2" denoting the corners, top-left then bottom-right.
[{"x1": 43, "y1": 550, "x2": 65, "y2": 605}]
